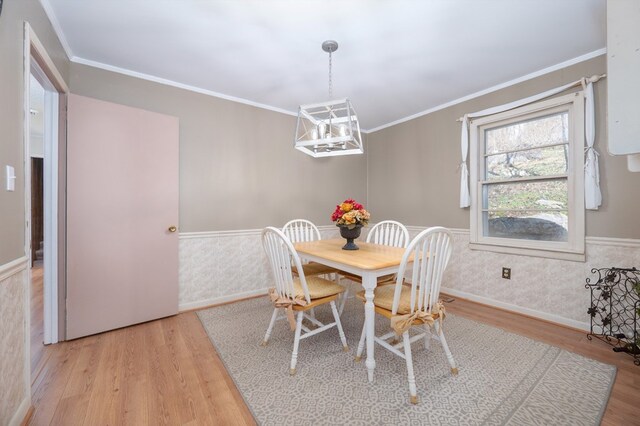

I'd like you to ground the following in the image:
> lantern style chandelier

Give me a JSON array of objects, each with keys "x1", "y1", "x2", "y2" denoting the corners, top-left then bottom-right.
[{"x1": 294, "y1": 40, "x2": 363, "y2": 158}]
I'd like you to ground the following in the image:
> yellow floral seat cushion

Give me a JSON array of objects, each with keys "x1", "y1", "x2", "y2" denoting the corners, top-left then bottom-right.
[
  {"x1": 340, "y1": 272, "x2": 396, "y2": 285},
  {"x1": 292, "y1": 262, "x2": 339, "y2": 277},
  {"x1": 294, "y1": 276, "x2": 345, "y2": 300},
  {"x1": 356, "y1": 284, "x2": 413, "y2": 314}
]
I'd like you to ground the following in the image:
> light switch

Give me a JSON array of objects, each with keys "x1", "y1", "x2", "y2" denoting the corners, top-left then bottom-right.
[{"x1": 5, "y1": 165, "x2": 16, "y2": 191}]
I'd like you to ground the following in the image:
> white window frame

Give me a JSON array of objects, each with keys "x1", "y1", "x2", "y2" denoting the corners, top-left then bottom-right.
[{"x1": 469, "y1": 92, "x2": 585, "y2": 261}]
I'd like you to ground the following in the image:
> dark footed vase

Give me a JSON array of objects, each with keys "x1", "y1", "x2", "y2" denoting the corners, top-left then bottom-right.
[{"x1": 339, "y1": 224, "x2": 363, "y2": 250}]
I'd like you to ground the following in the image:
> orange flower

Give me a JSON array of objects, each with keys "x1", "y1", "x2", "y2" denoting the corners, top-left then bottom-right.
[{"x1": 340, "y1": 202, "x2": 353, "y2": 212}]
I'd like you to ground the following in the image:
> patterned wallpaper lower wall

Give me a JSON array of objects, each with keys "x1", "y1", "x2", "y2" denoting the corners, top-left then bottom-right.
[
  {"x1": 179, "y1": 226, "x2": 640, "y2": 330},
  {"x1": 410, "y1": 228, "x2": 640, "y2": 330},
  {"x1": 179, "y1": 227, "x2": 340, "y2": 310},
  {"x1": 0, "y1": 267, "x2": 27, "y2": 425}
]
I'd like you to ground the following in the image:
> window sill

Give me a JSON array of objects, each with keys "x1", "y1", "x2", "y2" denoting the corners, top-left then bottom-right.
[{"x1": 468, "y1": 242, "x2": 586, "y2": 262}]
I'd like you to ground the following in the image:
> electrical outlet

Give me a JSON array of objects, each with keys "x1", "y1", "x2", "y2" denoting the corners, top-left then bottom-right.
[{"x1": 502, "y1": 267, "x2": 511, "y2": 279}]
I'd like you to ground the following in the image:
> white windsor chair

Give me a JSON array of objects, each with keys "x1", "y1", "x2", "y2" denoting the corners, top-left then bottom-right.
[
  {"x1": 261, "y1": 227, "x2": 348, "y2": 375},
  {"x1": 282, "y1": 219, "x2": 341, "y2": 278},
  {"x1": 355, "y1": 227, "x2": 457, "y2": 404},
  {"x1": 283, "y1": 219, "x2": 344, "y2": 317},
  {"x1": 338, "y1": 220, "x2": 410, "y2": 314}
]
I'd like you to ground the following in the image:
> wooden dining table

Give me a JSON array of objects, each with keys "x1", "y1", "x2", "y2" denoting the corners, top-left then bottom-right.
[{"x1": 294, "y1": 238, "x2": 409, "y2": 382}]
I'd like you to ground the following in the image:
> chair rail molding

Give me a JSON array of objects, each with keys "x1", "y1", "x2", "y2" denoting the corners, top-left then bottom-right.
[
  {"x1": 179, "y1": 225, "x2": 337, "y2": 239},
  {"x1": 0, "y1": 256, "x2": 28, "y2": 282}
]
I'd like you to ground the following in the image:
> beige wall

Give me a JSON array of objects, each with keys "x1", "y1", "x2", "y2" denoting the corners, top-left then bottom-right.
[
  {"x1": 0, "y1": 0, "x2": 69, "y2": 265},
  {"x1": 0, "y1": 0, "x2": 70, "y2": 422},
  {"x1": 68, "y1": 64, "x2": 368, "y2": 232},
  {"x1": 368, "y1": 55, "x2": 640, "y2": 239}
]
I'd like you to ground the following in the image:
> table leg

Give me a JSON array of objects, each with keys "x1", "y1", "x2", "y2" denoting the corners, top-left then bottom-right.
[{"x1": 362, "y1": 273, "x2": 376, "y2": 382}]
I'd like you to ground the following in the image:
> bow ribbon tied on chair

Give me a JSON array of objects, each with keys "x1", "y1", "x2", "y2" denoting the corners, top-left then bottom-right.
[
  {"x1": 268, "y1": 288, "x2": 308, "y2": 330},
  {"x1": 390, "y1": 301, "x2": 446, "y2": 336}
]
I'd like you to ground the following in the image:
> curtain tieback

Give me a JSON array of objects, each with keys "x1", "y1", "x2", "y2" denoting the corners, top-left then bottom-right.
[
  {"x1": 584, "y1": 146, "x2": 600, "y2": 156},
  {"x1": 390, "y1": 301, "x2": 446, "y2": 336},
  {"x1": 269, "y1": 288, "x2": 308, "y2": 330},
  {"x1": 584, "y1": 146, "x2": 600, "y2": 169}
]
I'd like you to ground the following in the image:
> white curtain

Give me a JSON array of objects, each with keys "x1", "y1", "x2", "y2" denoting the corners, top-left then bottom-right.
[
  {"x1": 459, "y1": 116, "x2": 470, "y2": 207},
  {"x1": 583, "y1": 79, "x2": 602, "y2": 209},
  {"x1": 459, "y1": 75, "x2": 604, "y2": 209}
]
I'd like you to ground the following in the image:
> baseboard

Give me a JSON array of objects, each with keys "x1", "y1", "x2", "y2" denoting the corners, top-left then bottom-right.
[
  {"x1": 179, "y1": 287, "x2": 269, "y2": 312},
  {"x1": 9, "y1": 397, "x2": 31, "y2": 426},
  {"x1": 0, "y1": 257, "x2": 29, "y2": 282},
  {"x1": 441, "y1": 287, "x2": 590, "y2": 331},
  {"x1": 19, "y1": 405, "x2": 34, "y2": 426}
]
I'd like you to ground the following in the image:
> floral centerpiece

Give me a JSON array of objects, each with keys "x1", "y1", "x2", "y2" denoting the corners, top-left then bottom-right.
[
  {"x1": 331, "y1": 198, "x2": 370, "y2": 250},
  {"x1": 331, "y1": 198, "x2": 370, "y2": 228}
]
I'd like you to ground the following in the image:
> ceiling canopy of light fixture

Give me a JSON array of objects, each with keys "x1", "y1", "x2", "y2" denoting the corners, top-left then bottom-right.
[{"x1": 294, "y1": 40, "x2": 363, "y2": 158}]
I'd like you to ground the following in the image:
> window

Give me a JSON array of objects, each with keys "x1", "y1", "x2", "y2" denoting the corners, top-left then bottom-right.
[{"x1": 469, "y1": 93, "x2": 585, "y2": 261}]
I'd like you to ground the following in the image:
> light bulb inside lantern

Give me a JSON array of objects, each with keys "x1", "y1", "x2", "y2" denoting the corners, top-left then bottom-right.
[
  {"x1": 318, "y1": 122, "x2": 327, "y2": 139},
  {"x1": 339, "y1": 124, "x2": 347, "y2": 137},
  {"x1": 310, "y1": 128, "x2": 319, "y2": 140}
]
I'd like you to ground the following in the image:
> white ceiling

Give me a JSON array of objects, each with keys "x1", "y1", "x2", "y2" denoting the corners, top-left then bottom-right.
[{"x1": 46, "y1": 0, "x2": 606, "y2": 131}]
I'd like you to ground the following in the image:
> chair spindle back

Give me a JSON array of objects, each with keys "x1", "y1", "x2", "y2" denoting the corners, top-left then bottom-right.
[
  {"x1": 366, "y1": 220, "x2": 410, "y2": 248},
  {"x1": 282, "y1": 219, "x2": 322, "y2": 244},
  {"x1": 262, "y1": 227, "x2": 311, "y2": 303},
  {"x1": 393, "y1": 227, "x2": 453, "y2": 315}
]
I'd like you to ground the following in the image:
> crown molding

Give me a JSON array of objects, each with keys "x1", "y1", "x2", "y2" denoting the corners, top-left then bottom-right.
[
  {"x1": 38, "y1": 0, "x2": 73, "y2": 59},
  {"x1": 70, "y1": 56, "x2": 300, "y2": 118},
  {"x1": 367, "y1": 48, "x2": 607, "y2": 133}
]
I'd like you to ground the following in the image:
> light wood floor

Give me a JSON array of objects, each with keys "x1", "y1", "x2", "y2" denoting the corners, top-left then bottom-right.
[
  {"x1": 31, "y1": 264, "x2": 47, "y2": 379},
  {"x1": 28, "y1": 291, "x2": 640, "y2": 425}
]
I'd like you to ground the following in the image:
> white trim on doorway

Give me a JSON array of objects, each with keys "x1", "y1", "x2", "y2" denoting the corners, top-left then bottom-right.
[
  {"x1": 41, "y1": 85, "x2": 59, "y2": 345},
  {"x1": 23, "y1": 24, "x2": 69, "y2": 408}
]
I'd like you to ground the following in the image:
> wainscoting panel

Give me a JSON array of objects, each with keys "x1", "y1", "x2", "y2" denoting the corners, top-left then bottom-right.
[
  {"x1": 0, "y1": 258, "x2": 29, "y2": 426},
  {"x1": 406, "y1": 227, "x2": 640, "y2": 330},
  {"x1": 179, "y1": 225, "x2": 639, "y2": 330},
  {"x1": 178, "y1": 226, "x2": 340, "y2": 311}
]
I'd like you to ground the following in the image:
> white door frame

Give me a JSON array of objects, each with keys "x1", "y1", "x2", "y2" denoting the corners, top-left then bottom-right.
[
  {"x1": 23, "y1": 21, "x2": 68, "y2": 356},
  {"x1": 35, "y1": 69, "x2": 60, "y2": 344}
]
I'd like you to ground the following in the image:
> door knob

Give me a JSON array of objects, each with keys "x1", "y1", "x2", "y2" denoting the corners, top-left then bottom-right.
[{"x1": 168, "y1": 226, "x2": 177, "y2": 233}]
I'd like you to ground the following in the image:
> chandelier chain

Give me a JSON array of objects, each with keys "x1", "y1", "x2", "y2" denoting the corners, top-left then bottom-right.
[{"x1": 328, "y1": 49, "x2": 333, "y2": 99}]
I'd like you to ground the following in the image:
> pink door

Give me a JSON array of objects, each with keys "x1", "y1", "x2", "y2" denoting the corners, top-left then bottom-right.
[{"x1": 66, "y1": 94, "x2": 179, "y2": 339}]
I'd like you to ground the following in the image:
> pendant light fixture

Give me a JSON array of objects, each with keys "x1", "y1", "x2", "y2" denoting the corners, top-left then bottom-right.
[{"x1": 294, "y1": 40, "x2": 363, "y2": 158}]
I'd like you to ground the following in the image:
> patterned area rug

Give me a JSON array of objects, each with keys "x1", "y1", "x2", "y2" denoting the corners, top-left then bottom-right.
[{"x1": 197, "y1": 293, "x2": 615, "y2": 425}]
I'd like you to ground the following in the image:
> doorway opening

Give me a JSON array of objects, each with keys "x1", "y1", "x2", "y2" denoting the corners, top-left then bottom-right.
[
  {"x1": 28, "y1": 73, "x2": 48, "y2": 376},
  {"x1": 24, "y1": 23, "x2": 69, "y2": 387}
]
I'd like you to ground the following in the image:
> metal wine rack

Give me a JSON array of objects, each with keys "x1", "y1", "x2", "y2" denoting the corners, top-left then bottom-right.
[{"x1": 586, "y1": 267, "x2": 640, "y2": 366}]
